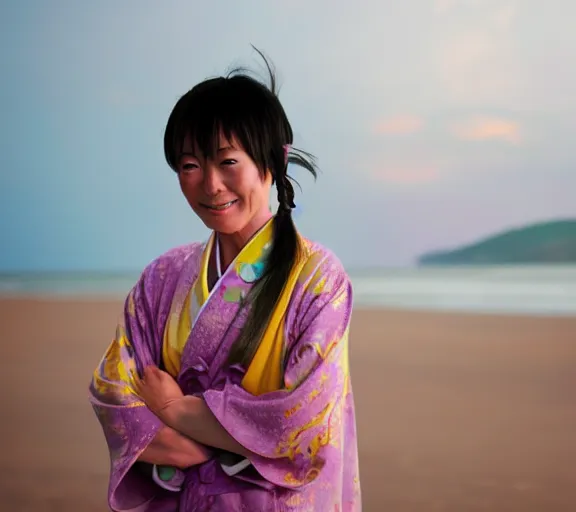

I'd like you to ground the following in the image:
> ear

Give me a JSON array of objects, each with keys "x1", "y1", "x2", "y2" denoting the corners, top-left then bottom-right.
[{"x1": 263, "y1": 169, "x2": 274, "y2": 186}]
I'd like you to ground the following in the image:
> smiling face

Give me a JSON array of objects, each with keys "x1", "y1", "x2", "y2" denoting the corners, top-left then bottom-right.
[{"x1": 176, "y1": 133, "x2": 273, "y2": 241}]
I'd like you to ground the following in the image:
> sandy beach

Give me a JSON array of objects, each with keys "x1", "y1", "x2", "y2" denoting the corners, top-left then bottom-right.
[{"x1": 0, "y1": 297, "x2": 575, "y2": 511}]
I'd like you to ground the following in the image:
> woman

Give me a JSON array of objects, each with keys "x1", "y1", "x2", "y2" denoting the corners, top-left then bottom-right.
[{"x1": 89, "y1": 50, "x2": 361, "y2": 511}]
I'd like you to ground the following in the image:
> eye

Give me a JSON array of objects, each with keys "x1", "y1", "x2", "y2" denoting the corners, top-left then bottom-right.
[
  {"x1": 180, "y1": 162, "x2": 199, "y2": 173},
  {"x1": 221, "y1": 159, "x2": 237, "y2": 166}
]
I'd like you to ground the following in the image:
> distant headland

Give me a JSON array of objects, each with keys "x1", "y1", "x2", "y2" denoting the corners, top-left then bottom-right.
[{"x1": 418, "y1": 219, "x2": 576, "y2": 266}]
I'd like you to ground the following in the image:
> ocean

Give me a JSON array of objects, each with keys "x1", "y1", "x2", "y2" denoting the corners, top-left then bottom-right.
[
  {"x1": 1, "y1": 265, "x2": 575, "y2": 317},
  {"x1": 349, "y1": 265, "x2": 576, "y2": 316}
]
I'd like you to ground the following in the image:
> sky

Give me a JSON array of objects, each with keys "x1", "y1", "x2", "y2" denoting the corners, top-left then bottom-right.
[{"x1": 1, "y1": 0, "x2": 575, "y2": 271}]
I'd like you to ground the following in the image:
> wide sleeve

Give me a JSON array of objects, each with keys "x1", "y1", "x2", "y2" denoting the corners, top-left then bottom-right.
[
  {"x1": 88, "y1": 266, "x2": 166, "y2": 511},
  {"x1": 202, "y1": 254, "x2": 354, "y2": 489}
]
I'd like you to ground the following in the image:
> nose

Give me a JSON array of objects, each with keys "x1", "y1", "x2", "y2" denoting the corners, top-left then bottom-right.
[{"x1": 202, "y1": 165, "x2": 224, "y2": 196}]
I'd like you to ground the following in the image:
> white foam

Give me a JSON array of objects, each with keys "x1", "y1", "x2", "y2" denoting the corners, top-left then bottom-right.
[{"x1": 350, "y1": 266, "x2": 576, "y2": 315}]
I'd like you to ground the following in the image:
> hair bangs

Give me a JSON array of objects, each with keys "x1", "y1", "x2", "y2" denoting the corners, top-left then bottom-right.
[{"x1": 164, "y1": 75, "x2": 283, "y2": 175}]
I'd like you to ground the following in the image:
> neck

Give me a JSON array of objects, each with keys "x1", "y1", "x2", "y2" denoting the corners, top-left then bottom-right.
[{"x1": 217, "y1": 209, "x2": 273, "y2": 269}]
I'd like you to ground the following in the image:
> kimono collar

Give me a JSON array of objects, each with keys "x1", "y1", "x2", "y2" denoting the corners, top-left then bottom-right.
[{"x1": 200, "y1": 217, "x2": 275, "y2": 294}]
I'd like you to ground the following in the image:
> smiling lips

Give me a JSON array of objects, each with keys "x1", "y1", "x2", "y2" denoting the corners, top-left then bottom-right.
[{"x1": 201, "y1": 199, "x2": 238, "y2": 211}]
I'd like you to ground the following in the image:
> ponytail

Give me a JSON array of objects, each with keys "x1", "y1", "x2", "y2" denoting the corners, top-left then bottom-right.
[{"x1": 226, "y1": 146, "x2": 316, "y2": 367}]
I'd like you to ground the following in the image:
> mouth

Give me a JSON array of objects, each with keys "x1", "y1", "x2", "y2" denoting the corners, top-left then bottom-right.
[{"x1": 201, "y1": 199, "x2": 238, "y2": 211}]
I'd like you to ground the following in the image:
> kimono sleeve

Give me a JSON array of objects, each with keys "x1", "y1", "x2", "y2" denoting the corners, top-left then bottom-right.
[
  {"x1": 88, "y1": 264, "x2": 166, "y2": 511},
  {"x1": 203, "y1": 254, "x2": 354, "y2": 489}
]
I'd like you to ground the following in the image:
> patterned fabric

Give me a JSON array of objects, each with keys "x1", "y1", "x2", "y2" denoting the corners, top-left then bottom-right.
[{"x1": 89, "y1": 219, "x2": 361, "y2": 511}]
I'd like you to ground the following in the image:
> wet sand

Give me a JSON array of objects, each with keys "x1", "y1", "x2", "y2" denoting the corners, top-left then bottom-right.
[{"x1": 0, "y1": 298, "x2": 575, "y2": 511}]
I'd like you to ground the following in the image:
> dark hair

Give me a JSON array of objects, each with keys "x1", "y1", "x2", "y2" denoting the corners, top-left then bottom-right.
[{"x1": 163, "y1": 47, "x2": 317, "y2": 368}]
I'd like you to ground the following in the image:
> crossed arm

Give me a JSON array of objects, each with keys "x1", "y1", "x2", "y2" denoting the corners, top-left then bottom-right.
[
  {"x1": 136, "y1": 400, "x2": 249, "y2": 469},
  {"x1": 137, "y1": 424, "x2": 214, "y2": 469},
  {"x1": 136, "y1": 367, "x2": 251, "y2": 468}
]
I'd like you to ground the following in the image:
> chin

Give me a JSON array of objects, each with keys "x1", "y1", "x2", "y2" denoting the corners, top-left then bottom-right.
[{"x1": 199, "y1": 215, "x2": 243, "y2": 235}]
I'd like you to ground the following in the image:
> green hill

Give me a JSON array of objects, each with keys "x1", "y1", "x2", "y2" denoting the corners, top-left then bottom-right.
[{"x1": 418, "y1": 219, "x2": 576, "y2": 265}]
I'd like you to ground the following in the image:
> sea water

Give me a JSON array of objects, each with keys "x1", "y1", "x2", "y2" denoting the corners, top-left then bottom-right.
[
  {"x1": 1, "y1": 265, "x2": 575, "y2": 316},
  {"x1": 349, "y1": 265, "x2": 576, "y2": 316}
]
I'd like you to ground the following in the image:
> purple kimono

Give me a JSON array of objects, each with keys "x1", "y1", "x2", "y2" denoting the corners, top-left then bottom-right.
[{"x1": 89, "y1": 222, "x2": 361, "y2": 511}]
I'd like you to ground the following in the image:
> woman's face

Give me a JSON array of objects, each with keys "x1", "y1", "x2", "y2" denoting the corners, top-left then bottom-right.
[{"x1": 176, "y1": 133, "x2": 272, "y2": 240}]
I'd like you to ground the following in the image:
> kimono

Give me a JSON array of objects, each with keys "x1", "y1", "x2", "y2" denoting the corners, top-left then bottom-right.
[{"x1": 89, "y1": 218, "x2": 361, "y2": 511}]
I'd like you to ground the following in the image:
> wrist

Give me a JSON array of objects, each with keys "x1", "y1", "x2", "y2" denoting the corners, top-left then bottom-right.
[
  {"x1": 159, "y1": 397, "x2": 186, "y2": 428},
  {"x1": 163, "y1": 395, "x2": 200, "y2": 428}
]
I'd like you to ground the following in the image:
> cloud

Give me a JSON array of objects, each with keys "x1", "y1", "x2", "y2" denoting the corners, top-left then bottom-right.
[
  {"x1": 374, "y1": 115, "x2": 424, "y2": 135},
  {"x1": 431, "y1": 2, "x2": 526, "y2": 108},
  {"x1": 433, "y1": 26, "x2": 519, "y2": 107},
  {"x1": 434, "y1": 0, "x2": 484, "y2": 14},
  {"x1": 440, "y1": 30, "x2": 496, "y2": 68},
  {"x1": 372, "y1": 166, "x2": 440, "y2": 184},
  {"x1": 434, "y1": 0, "x2": 458, "y2": 13},
  {"x1": 493, "y1": 5, "x2": 515, "y2": 28},
  {"x1": 451, "y1": 116, "x2": 521, "y2": 143}
]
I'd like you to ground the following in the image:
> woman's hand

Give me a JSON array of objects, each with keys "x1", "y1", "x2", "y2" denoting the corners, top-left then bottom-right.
[
  {"x1": 138, "y1": 426, "x2": 213, "y2": 469},
  {"x1": 136, "y1": 366, "x2": 250, "y2": 457},
  {"x1": 136, "y1": 366, "x2": 184, "y2": 423}
]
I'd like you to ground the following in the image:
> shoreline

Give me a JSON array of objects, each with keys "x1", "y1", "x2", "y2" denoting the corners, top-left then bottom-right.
[{"x1": 1, "y1": 294, "x2": 575, "y2": 320}]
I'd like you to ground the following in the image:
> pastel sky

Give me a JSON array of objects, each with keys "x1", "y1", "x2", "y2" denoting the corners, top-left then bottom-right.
[{"x1": 1, "y1": 0, "x2": 574, "y2": 271}]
